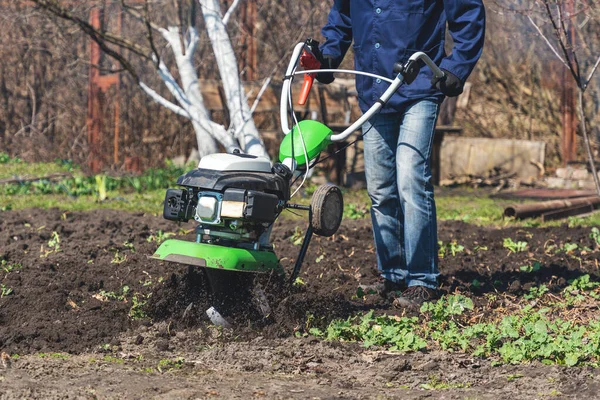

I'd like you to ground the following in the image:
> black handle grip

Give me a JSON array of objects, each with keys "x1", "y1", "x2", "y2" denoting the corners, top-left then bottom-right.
[
  {"x1": 392, "y1": 62, "x2": 404, "y2": 75},
  {"x1": 393, "y1": 59, "x2": 422, "y2": 85}
]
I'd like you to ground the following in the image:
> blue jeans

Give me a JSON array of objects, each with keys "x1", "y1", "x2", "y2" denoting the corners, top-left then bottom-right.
[{"x1": 362, "y1": 100, "x2": 440, "y2": 289}]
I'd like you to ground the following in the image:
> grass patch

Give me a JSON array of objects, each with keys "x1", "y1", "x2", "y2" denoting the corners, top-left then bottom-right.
[
  {"x1": 3, "y1": 159, "x2": 600, "y2": 228},
  {"x1": 0, "y1": 155, "x2": 74, "y2": 180},
  {"x1": 0, "y1": 190, "x2": 165, "y2": 214},
  {"x1": 308, "y1": 275, "x2": 600, "y2": 367}
]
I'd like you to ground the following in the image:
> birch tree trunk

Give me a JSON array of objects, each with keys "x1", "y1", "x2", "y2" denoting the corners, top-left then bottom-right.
[{"x1": 200, "y1": 0, "x2": 268, "y2": 158}]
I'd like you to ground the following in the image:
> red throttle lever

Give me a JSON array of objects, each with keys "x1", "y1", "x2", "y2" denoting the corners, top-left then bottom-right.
[{"x1": 298, "y1": 39, "x2": 322, "y2": 105}]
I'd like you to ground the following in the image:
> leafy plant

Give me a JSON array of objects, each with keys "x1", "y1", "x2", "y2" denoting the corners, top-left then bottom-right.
[
  {"x1": 503, "y1": 238, "x2": 528, "y2": 253},
  {"x1": 157, "y1": 357, "x2": 185, "y2": 372},
  {"x1": 110, "y1": 251, "x2": 127, "y2": 264},
  {"x1": 438, "y1": 240, "x2": 465, "y2": 258},
  {"x1": 314, "y1": 311, "x2": 427, "y2": 352},
  {"x1": 520, "y1": 262, "x2": 541, "y2": 273},
  {"x1": 40, "y1": 231, "x2": 61, "y2": 258},
  {"x1": 566, "y1": 274, "x2": 600, "y2": 292},
  {"x1": 289, "y1": 226, "x2": 304, "y2": 246},
  {"x1": 420, "y1": 376, "x2": 471, "y2": 390},
  {"x1": 562, "y1": 275, "x2": 600, "y2": 303},
  {"x1": 123, "y1": 241, "x2": 136, "y2": 252},
  {"x1": 293, "y1": 277, "x2": 306, "y2": 286},
  {"x1": 561, "y1": 242, "x2": 579, "y2": 253},
  {"x1": 590, "y1": 227, "x2": 600, "y2": 247},
  {"x1": 421, "y1": 294, "x2": 474, "y2": 320},
  {"x1": 38, "y1": 352, "x2": 69, "y2": 360},
  {"x1": 129, "y1": 294, "x2": 148, "y2": 320},
  {"x1": 344, "y1": 203, "x2": 370, "y2": 219},
  {"x1": 524, "y1": 284, "x2": 549, "y2": 300},
  {"x1": 1, "y1": 260, "x2": 21, "y2": 273},
  {"x1": 97, "y1": 285, "x2": 130, "y2": 302},
  {"x1": 0, "y1": 284, "x2": 13, "y2": 298},
  {"x1": 102, "y1": 355, "x2": 124, "y2": 364},
  {"x1": 146, "y1": 230, "x2": 175, "y2": 244}
]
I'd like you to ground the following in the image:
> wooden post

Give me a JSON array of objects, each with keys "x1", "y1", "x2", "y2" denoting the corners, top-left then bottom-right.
[
  {"x1": 561, "y1": 0, "x2": 577, "y2": 166},
  {"x1": 87, "y1": 7, "x2": 104, "y2": 173},
  {"x1": 86, "y1": 5, "x2": 122, "y2": 172},
  {"x1": 239, "y1": 0, "x2": 257, "y2": 80}
]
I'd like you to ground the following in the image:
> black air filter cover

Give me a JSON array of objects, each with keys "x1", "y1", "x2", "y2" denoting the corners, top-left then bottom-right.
[{"x1": 244, "y1": 191, "x2": 279, "y2": 222}]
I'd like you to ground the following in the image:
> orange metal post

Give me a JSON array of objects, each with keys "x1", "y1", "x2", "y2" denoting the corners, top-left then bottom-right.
[
  {"x1": 561, "y1": 0, "x2": 578, "y2": 166},
  {"x1": 87, "y1": 7, "x2": 104, "y2": 173},
  {"x1": 240, "y1": 0, "x2": 257, "y2": 80},
  {"x1": 87, "y1": 5, "x2": 122, "y2": 172}
]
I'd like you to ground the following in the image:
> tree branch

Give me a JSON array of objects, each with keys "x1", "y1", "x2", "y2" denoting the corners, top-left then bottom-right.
[
  {"x1": 222, "y1": 0, "x2": 243, "y2": 26},
  {"x1": 139, "y1": 82, "x2": 190, "y2": 117},
  {"x1": 542, "y1": 0, "x2": 581, "y2": 86},
  {"x1": 527, "y1": 15, "x2": 568, "y2": 67},
  {"x1": 143, "y1": 0, "x2": 161, "y2": 68},
  {"x1": 155, "y1": 58, "x2": 192, "y2": 108},
  {"x1": 30, "y1": 0, "x2": 150, "y2": 82},
  {"x1": 584, "y1": 55, "x2": 600, "y2": 91}
]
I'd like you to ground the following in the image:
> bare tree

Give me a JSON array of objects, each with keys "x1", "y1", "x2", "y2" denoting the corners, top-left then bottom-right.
[
  {"x1": 526, "y1": 0, "x2": 600, "y2": 194},
  {"x1": 27, "y1": 0, "x2": 269, "y2": 159}
]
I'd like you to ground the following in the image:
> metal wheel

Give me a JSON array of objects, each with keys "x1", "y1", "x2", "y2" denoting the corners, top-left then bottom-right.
[{"x1": 310, "y1": 184, "x2": 343, "y2": 237}]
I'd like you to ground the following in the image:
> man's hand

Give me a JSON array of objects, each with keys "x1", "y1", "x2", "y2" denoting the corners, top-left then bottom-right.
[
  {"x1": 436, "y1": 69, "x2": 463, "y2": 97},
  {"x1": 316, "y1": 55, "x2": 336, "y2": 84},
  {"x1": 299, "y1": 44, "x2": 337, "y2": 85}
]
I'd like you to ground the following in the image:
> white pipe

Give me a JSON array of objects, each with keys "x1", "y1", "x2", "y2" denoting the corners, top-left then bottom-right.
[
  {"x1": 280, "y1": 46, "x2": 445, "y2": 142},
  {"x1": 330, "y1": 75, "x2": 404, "y2": 142},
  {"x1": 280, "y1": 42, "x2": 306, "y2": 134},
  {"x1": 409, "y1": 51, "x2": 445, "y2": 80},
  {"x1": 292, "y1": 69, "x2": 394, "y2": 84}
]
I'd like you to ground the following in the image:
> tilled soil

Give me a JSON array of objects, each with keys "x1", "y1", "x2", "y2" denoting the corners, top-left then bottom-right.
[{"x1": 1, "y1": 208, "x2": 600, "y2": 398}]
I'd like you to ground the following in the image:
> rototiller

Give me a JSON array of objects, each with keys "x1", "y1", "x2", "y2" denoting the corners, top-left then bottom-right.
[{"x1": 152, "y1": 40, "x2": 445, "y2": 291}]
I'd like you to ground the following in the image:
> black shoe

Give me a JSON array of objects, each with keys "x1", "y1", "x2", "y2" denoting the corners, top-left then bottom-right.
[
  {"x1": 393, "y1": 285, "x2": 439, "y2": 309},
  {"x1": 359, "y1": 278, "x2": 405, "y2": 299}
]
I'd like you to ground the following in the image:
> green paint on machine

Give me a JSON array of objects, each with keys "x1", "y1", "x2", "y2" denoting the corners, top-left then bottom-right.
[
  {"x1": 152, "y1": 239, "x2": 281, "y2": 273},
  {"x1": 279, "y1": 120, "x2": 332, "y2": 167}
]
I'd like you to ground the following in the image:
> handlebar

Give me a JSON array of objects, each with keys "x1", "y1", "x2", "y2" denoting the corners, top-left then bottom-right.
[{"x1": 280, "y1": 42, "x2": 445, "y2": 142}]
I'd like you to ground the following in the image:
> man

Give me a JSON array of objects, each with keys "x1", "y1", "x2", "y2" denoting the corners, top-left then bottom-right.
[{"x1": 313, "y1": 0, "x2": 485, "y2": 306}]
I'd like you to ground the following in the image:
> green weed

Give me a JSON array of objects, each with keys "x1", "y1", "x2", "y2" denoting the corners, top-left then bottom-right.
[
  {"x1": 146, "y1": 230, "x2": 175, "y2": 244},
  {"x1": 310, "y1": 311, "x2": 427, "y2": 352},
  {"x1": 344, "y1": 203, "x2": 369, "y2": 219},
  {"x1": 102, "y1": 355, "x2": 124, "y2": 364},
  {"x1": 420, "y1": 376, "x2": 471, "y2": 390},
  {"x1": 97, "y1": 285, "x2": 130, "y2": 302},
  {"x1": 561, "y1": 242, "x2": 579, "y2": 254},
  {"x1": 0, "y1": 284, "x2": 13, "y2": 298},
  {"x1": 289, "y1": 226, "x2": 304, "y2": 246},
  {"x1": 503, "y1": 238, "x2": 528, "y2": 253},
  {"x1": 129, "y1": 294, "x2": 148, "y2": 320},
  {"x1": 293, "y1": 277, "x2": 306, "y2": 286},
  {"x1": 438, "y1": 240, "x2": 465, "y2": 258},
  {"x1": 313, "y1": 290, "x2": 600, "y2": 367},
  {"x1": 40, "y1": 231, "x2": 61, "y2": 258},
  {"x1": 38, "y1": 353, "x2": 69, "y2": 360},
  {"x1": 1, "y1": 260, "x2": 21, "y2": 273},
  {"x1": 590, "y1": 227, "x2": 600, "y2": 247},
  {"x1": 520, "y1": 262, "x2": 541, "y2": 273},
  {"x1": 157, "y1": 357, "x2": 185, "y2": 372},
  {"x1": 524, "y1": 284, "x2": 549, "y2": 300},
  {"x1": 110, "y1": 251, "x2": 127, "y2": 264},
  {"x1": 123, "y1": 241, "x2": 136, "y2": 252}
]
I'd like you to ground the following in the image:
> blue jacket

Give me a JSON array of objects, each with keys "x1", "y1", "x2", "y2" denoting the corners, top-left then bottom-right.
[{"x1": 321, "y1": 0, "x2": 486, "y2": 113}]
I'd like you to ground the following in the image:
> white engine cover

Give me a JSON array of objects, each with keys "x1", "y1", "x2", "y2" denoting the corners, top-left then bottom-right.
[{"x1": 198, "y1": 153, "x2": 272, "y2": 173}]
